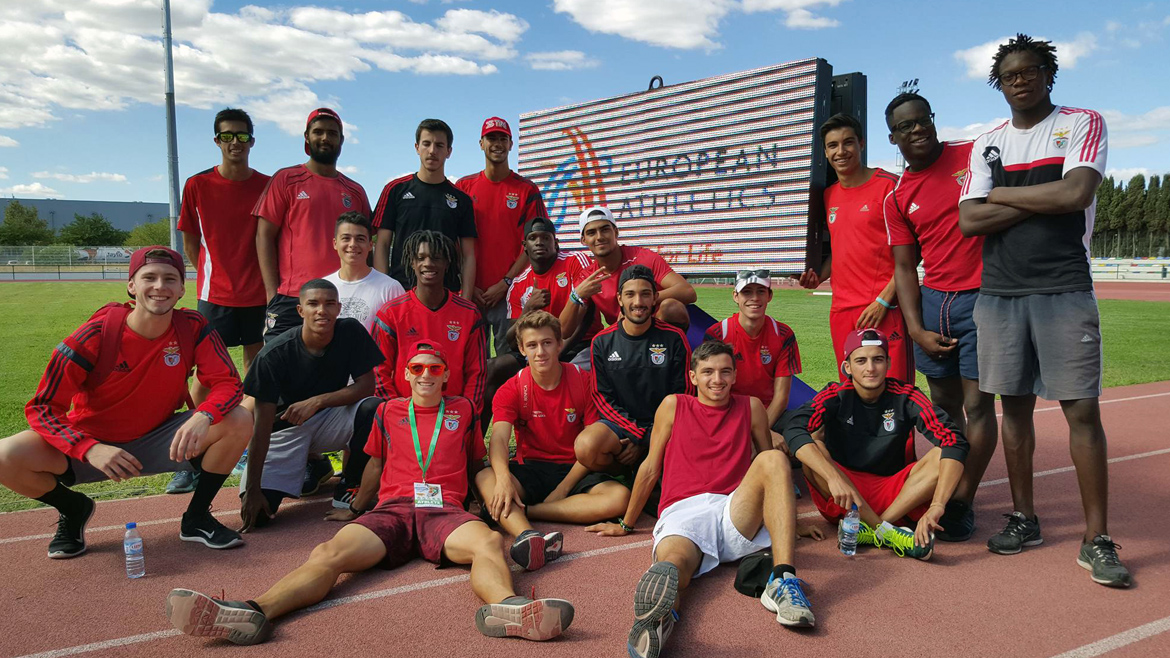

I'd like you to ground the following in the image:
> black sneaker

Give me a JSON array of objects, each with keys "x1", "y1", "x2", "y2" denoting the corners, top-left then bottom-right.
[
  {"x1": 987, "y1": 511, "x2": 1042, "y2": 555},
  {"x1": 301, "y1": 458, "x2": 335, "y2": 496},
  {"x1": 166, "y1": 589, "x2": 272, "y2": 645},
  {"x1": 936, "y1": 500, "x2": 975, "y2": 542},
  {"x1": 332, "y1": 482, "x2": 359, "y2": 510},
  {"x1": 1078, "y1": 535, "x2": 1133, "y2": 588},
  {"x1": 509, "y1": 529, "x2": 564, "y2": 571},
  {"x1": 180, "y1": 511, "x2": 245, "y2": 549},
  {"x1": 47, "y1": 496, "x2": 95, "y2": 559}
]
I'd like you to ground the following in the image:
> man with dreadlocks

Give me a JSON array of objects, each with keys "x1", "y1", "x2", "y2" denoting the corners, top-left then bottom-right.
[{"x1": 958, "y1": 34, "x2": 1130, "y2": 587}]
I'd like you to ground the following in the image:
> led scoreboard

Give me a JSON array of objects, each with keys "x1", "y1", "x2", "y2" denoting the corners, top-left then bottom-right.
[{"x1": 518, "y1": 58, "x2": 856, "y2": 277}]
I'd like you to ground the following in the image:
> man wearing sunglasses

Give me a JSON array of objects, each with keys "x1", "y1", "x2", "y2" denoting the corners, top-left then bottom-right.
[
  {"x1": 237, "y1": 279, "x2": 385, "y2": 530},
  {"x1": 169, "y1": 108, "x2": 270, "y2": 495},
  {"x1": 477, "y1": 310, "x2": 630, "y2": 571},
  {"x1": 799, "y1": 114, "x2": 913, "y2": 385},
  {"x1": 167, "y1": 341, "x2": 576, "y2": 644},
  {"x1": 704, "y1": 270, "x2": 802, "y2": 450},
  {"x1": 884, "y1": 93, "x2": 996, "y2": 543},
  {"x1": 958, "y1": 35, "x2": 1130, "y2": 588},
  {"x1": 255, "y1": 108, "x2": 371, "y2": 345}
]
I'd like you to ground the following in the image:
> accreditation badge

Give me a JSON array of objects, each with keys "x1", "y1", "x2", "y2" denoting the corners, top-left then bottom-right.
[{"x1": 414, "y1": 482, "x2": 443, "y2": 508}]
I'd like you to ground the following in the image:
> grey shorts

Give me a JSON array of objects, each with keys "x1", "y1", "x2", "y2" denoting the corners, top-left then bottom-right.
[
  {"x1": 238, "y1": 401, "x2": 365, "y2": 497},
  {"x1": 484, "y1": 299, "x2": 510, "y2": 356},
  {"x1": 63, "y1": 412, "x2": 195, "y2": 485},
  {"x1": 974, "y1": 291, "x2": 1103, "y2": 400}
]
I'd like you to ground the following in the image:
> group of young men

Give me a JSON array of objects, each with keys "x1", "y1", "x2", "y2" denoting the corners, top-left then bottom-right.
[{"x1": 0, "y1": 32, "x2": 1131, "y2": 658}]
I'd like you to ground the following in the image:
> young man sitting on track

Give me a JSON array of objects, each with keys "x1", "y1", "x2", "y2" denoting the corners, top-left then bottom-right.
[
  {"x1": 166, "y1": 341, "x2": 576, "y2": 645},
  {"x1": 704, "y1": 269, "x2": 802, "y2": 450},
  {"x1": 785, "y1": 329, "x2": 968, "y2": 560},
  {"x1": 0, "y1": 246, "x2": 252, "y2": 557},
  {"x1": 589, "y1": 341, "x2": 819, "y2": 658},
  {"x1": 476, "y1": 310, "x2": 631, "y2": 570},
  {"x1": 238, "y1": 279, "x2": 385, "y2": 530}
]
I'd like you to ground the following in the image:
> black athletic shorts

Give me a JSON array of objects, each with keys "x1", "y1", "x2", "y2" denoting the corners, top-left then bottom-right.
[
  {"x1": 197, "y1": 300, "x2": 265, "y2": 348},
  {"x1": 508, "y1": 460, "x2": 616, "y2": 504},
  {"x1": 263, "y1": 294, "x2": 302, "y2": 344}
]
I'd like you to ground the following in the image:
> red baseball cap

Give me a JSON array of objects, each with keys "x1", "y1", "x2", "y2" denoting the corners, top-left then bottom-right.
[
  {"x1": 128, "y1": 246, "x2": 185, "y2": 281},
  {"x1": 304, "y1": 107, "x2": 343, "y2": 155},
  {"x1": 481, "y1": 116, "x2": 511, "y2": 138},
  {"x1": 406, "y1": 339, "x2": 448, "y2": 365},
  {"x1": 842, "y1": 328, "x2": 889, "y2": 360}
]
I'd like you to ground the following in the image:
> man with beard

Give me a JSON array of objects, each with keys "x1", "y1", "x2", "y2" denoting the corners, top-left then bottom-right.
[
  {"x1": 884, "y1": 93, "x2": 996, "y2": 542},
  {"x1": 574, "y1": 266, "x2": 693, "y2": 481},
  {"x1": 785, "y1": 329, "x2": 967, "y2": 561},
  {"x1": 373, "y1": 119, "x2": 477, "y2": 300},
  {"x1": 255, "y1": 108, "x2": 371, "y2": 344},
  {"x1": 560, "y1": 206, "x2": 696, "y2": 339},
  {"x1": 0, "y1": 247, "x2": 252, "y2": 558},
  {"x1": 237, "y1": 279, "x2": 385, "y2": 530},
  {"x1": 958, "y1": 34, "x2": 1130, "y2": 587},
  {"x1": 456, "y1": 117, "x2": 548, "y2": 354}
]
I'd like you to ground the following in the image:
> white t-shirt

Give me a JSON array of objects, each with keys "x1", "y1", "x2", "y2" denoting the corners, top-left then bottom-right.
[{"x1": 323, "y1": 268, "x2": 405, "y2": 334}]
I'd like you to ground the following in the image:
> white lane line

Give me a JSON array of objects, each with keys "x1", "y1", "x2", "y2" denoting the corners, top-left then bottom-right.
[
  {"x1": 978, "y1": 448, "x2": 1170, "y2": 488},
  {"x1": 1049, "y1": 615, "x2": 1170, "y2": 657},
  {"x1": 1016, "y1": 391, "x2": 1170, "y2": 418},
  {"x1": 12, "y1": 539, "x2": 658, "y2": 658},
  {"x1": 0, "y1": 497, "x2": 331, "y2": 545}
]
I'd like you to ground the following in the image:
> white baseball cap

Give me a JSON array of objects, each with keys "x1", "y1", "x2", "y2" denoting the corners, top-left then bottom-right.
[
  {"x1": 578, "y1": 205, "x2": 616, "y2": 234},
  {"x1": 734, "y1": 269, "x2": 772, "y2": 292}
]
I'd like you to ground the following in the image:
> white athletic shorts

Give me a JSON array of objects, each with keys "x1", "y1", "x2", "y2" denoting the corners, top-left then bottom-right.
[{"x1": 652, "y1": 489, "x2": 771, "y2": 577}]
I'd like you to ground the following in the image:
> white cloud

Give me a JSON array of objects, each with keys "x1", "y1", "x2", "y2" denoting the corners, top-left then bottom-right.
[
  {"x1": 0, "y1": 135, "x2": 18, "y2": 147},
  {"x1": 743, "y1": 0, "x2": 843, "y2": 29},
  {"x1": 553, "y1": 0, "x2": 737, "y2": 50},
  {"x1": 0, "y1": 2, "x2": 524, "y2": 136},
  {"x1": 954, "y1": 33, "x2": 1098, "y2": 80},
  {"x1": 936, "y1": 118, "x2": 1010, "y2": 141},
  {"x1": 1106, "y1": 167, "x2": 1165, "y2": 182},
  {"x1": 526, "y1": 50, "x2": 600, "y2": 71},
  {"x1": 337, "y1": 165, "x2": 360, "y2": 175},
  {"x1": 0, "y1": 182, "x2": 63, "y2": 198},
  {"x1": 32, "y1": 171, "x2": 128, "y2": 183},
  {"x1": 1101, "y1": 106, "x2": 1170, "y2": 150},
  {"x1": 0, "y1": 166, "x2": 7, "y2": 180},
  {"x1": 783, "y1": 9, "x2": 839, "y2": 29}
]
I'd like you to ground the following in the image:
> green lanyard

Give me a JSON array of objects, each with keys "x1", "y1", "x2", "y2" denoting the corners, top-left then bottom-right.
[{"x1": 408, "y1": 398, "x2": 445, "y2": 483}]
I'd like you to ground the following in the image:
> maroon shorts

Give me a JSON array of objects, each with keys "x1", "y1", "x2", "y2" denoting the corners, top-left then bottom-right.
[
  {"x1": 350, "y1": 497, "x2": 480, "y2": 568},
  {"x1": 808, "y1": 462, "x2": 928, "y2": 523}
]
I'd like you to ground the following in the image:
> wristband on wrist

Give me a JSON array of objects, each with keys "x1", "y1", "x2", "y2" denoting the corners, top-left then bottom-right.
[
  {"x1": 875, "y1": 296, "x2": 894, "y2": 309},
  {"x1": 618, "y1": 519, "x2": 634, "y2": 533},
  {"x1": 349, "y1": 502, "x2": 366, "y2": 517},
  {"x1": 569, "y1": 289, "x2": 585, "y2": 306},
  {"x1": 196, "y1": 410, "x2": 215, "y2": 423}
]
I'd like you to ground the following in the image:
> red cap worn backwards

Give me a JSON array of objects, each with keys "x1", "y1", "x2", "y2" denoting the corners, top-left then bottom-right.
[
  {"x1": 406, "y1": 340, "x2": 448, "y2": 365},
  {"x1": 128, "y1": 246, "x2": 185, "y2": 281},
  {"x1": 842, "y1": 328, "x2": 889, "y2": 361},
  {"x1": 481, "y1": 116, "x2": 511, "y2": 138},
  {"x1": 304, "y1": 107, "x2": 343, "y2": 155}
]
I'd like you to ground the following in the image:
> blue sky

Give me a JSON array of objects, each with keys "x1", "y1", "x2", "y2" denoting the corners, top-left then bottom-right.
[{"x1": 2, "y1": 0, "x2": 1168, "y2": 203}]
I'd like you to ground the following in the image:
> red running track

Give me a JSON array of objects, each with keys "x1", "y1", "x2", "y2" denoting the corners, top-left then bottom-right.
[{"x1": 1, "y1": 381, "x2": 1169, "y2": 658}]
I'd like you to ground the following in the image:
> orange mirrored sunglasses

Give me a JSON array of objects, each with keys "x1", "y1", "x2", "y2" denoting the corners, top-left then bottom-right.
[{"x1": 407, "y1": 362, "x2": 447, "y2": 376}]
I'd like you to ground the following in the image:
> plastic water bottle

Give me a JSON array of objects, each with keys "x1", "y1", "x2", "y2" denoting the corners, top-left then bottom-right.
[
  {"x1": 124, "y1": 522, "x2": 145, "y2": 579},
  {"x1": 839, "y1": 505, "x2": 859, "y2": 557}
]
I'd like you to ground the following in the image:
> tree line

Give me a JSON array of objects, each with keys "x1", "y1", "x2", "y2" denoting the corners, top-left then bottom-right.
[
  {"x1": 0, "y1": 200, "x2": 171, "y2": 247},
  {"x1": 1092, "y1": 173, "x2": 1170, "y2": 258}
]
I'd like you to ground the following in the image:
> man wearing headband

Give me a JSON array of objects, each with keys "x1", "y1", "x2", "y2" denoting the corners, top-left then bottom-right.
[
  {"x1": 560, "y1": 205, "x2": 696, "y2": 338},
  {"x1": 167, "y1": 341, "x2": 576, "y2": 645},
  {"x1": 785, "y1": 329, "x2": 968, "y2": 560},
  {"x1": 575, "y1": 265, "x2": 693, "y2": 486},
  {"x1": 456, "y1": 116, "x2": 549, "y2": 355},
  {"x1": 704, "y1": 270, "x2": 802, "y2": 449},
  {"x1": 256, "y1": 107, "x2": 371, "y2": 344},
  {"x1": 0, "y1": 247, "x2": 252, "y2": 558},
  {"x1": 237, "y1": 279, "x2": 385, "y2": 529}
]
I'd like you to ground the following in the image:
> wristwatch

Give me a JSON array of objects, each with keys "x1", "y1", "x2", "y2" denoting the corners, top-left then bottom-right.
[
  {"x1": 349, "y1": 502, "x2": 366, "y2": 517},
  {"x1": 503, "y1": 276, "x2": 514, "y2": 287},
  {"x1": 196, "y1": 410, "x2": 214, "y2": 423}
]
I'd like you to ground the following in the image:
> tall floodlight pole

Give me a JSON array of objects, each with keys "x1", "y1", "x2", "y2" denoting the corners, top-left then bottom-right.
[{"x1": 162, "y1": 0, "x2": 181, "y2": 251}]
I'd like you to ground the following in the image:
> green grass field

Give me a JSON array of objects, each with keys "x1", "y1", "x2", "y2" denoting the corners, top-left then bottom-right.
[{"x1": 1, "y1": 282, "x2": 1167, "y2": 511}]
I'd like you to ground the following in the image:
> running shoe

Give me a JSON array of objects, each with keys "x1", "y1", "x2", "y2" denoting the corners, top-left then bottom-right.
[
  {"x1": 1077, "y1": 535, "x2": 1133, "y2": 588},
  {"x1": 987, "y1": 512, "x2": 1042, "y2": 555},
  {"x1": 628, "y1": 561, "x2": 679, "y2": 658},
  {"x1": 332, "y1": 482, "x2": 359, "y2": 510},
  {"x1": 936, "y1": 499, "x2": 975, "y2": 542},
  {"x1": 877, "y1": 523, "x2": 933, "y2": 560},
  {"x1": 231, "y1": 451, "x2": 248, "y2": 477},
  {"x1": 509, "y1": 529, "x2": 564, "y2": 571},
  {"x1": 166, "y1": 470, "x2": 197, "y2": 494},
  {"x1": 760, "y1": 574, "x2": 815, "y2": 627},
  {"x1": 475, "y1": 596, "x2": 575, "y2": 641},
  {"x1": 179, "y1": 511, "x2": 245, "y2": 549},
  {"x1": 301, "y1": 458, "x2": 335, "y2": 496},
  {"x1": 166, "y1": 589, "x2": 272, "y2": 645},
  {"x1": 47, "y1": 496, "x2": 95, "y2": 559}
]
